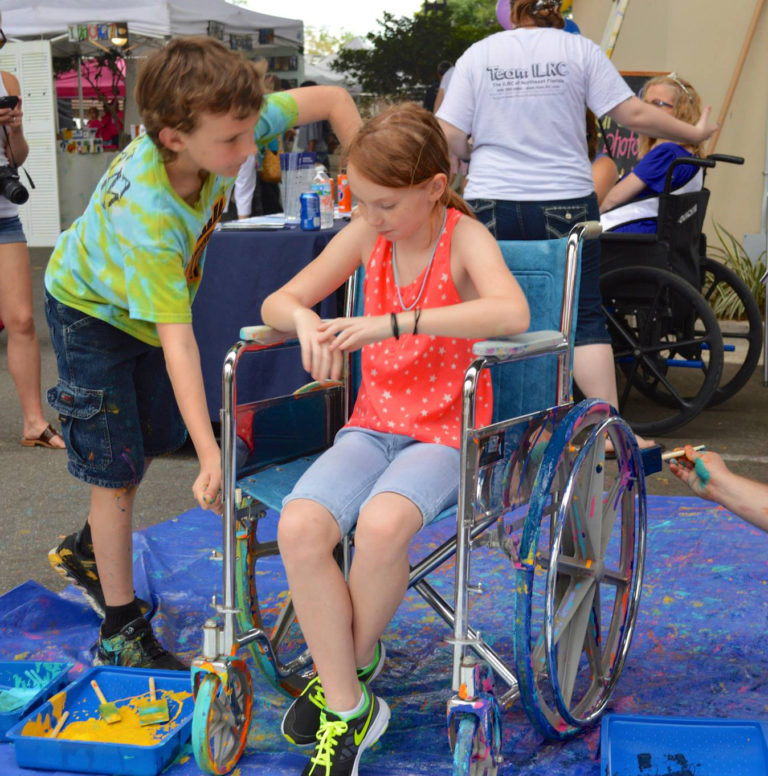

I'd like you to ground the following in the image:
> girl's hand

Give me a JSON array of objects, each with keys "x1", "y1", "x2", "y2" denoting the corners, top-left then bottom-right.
[
  {"x1": 318, "y1": 314, "x2": 392, "y2": 352},
  {"x1": 294, "y1": 307, "x2": 344, "y2": 381},
  {"x1": 193, "y1": 453, "x2": 222, "y2": 514}
]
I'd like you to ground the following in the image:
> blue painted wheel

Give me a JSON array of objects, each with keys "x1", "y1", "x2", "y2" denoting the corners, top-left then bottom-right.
[
  {"x1": 192, "y1": 661, "x2": 253, "y2": 775},
  {"x1": 513, "y1": 400, "x2": 646, "y2": 739},
  {"x1": 450, "y1": 713, "x2": 499, "y2": 776}
]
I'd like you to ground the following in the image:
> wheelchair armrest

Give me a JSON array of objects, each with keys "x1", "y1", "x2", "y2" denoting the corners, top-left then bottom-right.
[
  {"x1": 473, "y1": 330, "x2": 567, "y2": 361},
  {"x1": 239, "y1": 324, "x2": 298, "y2": 346}
]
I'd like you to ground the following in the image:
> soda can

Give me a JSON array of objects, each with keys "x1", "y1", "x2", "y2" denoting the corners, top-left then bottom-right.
[
  {"x1": 300, "y1": 192, "x2": 320, "y2": 230},
  {"x1": 337, "y1": 172, "x2": 352, "y2": 214}
]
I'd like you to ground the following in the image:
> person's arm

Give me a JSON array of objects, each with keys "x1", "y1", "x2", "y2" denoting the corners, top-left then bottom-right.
[
  {"x1": 156, "y1": 322, "x2": 222, "y2": 513},
  {"x1": 437, "y1": 119, "x2": 472, "y2": 162},
  {"x1": 233, "y1": 155, "x2": 256, "y2": 219},
  {"x1": 599, "y1": 171, "x2": 646, "y2": 212},
  {"x1": 592, "y1": 155, "x2": 619, "y2": 207},
  {"x1": 288, "y1": 85, "x2": 361, "y2": 148},
  {"x1": 0, "y1": 72, "x2": 29, "y2": 166},
  {"x1": 669, "y1": 445, "x2": 768, "y2": 530},
  {"x1": 608, "y1": 96, "x2": 717, "y2": 146},
  {"x1": 316, "y1": 214, "x2": 530, "y2": 353}
]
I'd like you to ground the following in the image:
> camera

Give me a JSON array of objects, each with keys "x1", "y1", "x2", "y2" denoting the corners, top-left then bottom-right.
[{"x1": 0, "y1": 164, "x2": 29, "y2": 205}]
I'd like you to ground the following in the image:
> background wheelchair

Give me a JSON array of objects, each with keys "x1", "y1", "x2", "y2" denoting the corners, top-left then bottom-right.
[
  {"x1": 190, "y1": 223, "x2": 653, "y2": 775},
  {"x1": 599, "y1": 154, "x2": 762, "y2": 436}
]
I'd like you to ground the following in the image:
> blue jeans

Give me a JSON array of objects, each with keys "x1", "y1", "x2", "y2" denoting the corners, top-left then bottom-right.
[
  {"x1": 467, "y1": 195, "x2": 609, "y2": 346},
  {"x1": 45, "y1": 291, "x2": 187, "y2": 488}
]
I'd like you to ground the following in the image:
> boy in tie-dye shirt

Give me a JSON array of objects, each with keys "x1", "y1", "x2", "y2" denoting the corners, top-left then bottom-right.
[{"x1": 44, "y1": 36, "x2": 361, "y2": 670}]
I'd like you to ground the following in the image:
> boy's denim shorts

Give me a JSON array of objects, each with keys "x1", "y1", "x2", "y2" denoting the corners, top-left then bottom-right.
[
  {"x1": 468, "y1": 194, "x2": 610, "y2": 346},
  {"x1": 283, "y1": 427, "x2": 460, "y2": 538},
  {"x1": 44, "y1": 291, "x2": 187, "y2": 488},
  {"x1": 0, "y1": 215, "x2": 26, "y2": 244}
]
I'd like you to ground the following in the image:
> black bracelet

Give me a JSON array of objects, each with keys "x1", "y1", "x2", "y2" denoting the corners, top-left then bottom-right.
[
  {"x1": 390, "y1": 312, "x2": 400, "y2": 339},
  {"x1": 413, "y1": 307, "x2": 422, "y2": 335}
]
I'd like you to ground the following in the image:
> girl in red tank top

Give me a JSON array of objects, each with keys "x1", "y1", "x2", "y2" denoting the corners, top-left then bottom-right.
[{"x1": 261, "y1": 103, "x2": 530, "y2": 774}]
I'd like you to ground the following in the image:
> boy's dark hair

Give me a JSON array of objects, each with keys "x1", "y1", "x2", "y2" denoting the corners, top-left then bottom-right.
[{"x1": 135, "y1": 36, "x2": 264, "y2": 162}]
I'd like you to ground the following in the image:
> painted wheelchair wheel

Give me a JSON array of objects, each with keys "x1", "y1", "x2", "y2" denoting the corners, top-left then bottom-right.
[
  {"x1": 450, "y1": 714, "x2": 499, "y2": 776},
  {"x1": 514, "y1": 400, "x2": 646, "y2": 739},
  {"x1": 699, "y1": 257, "x2": 762, "y2": 405},
  {"x1": 234, "y1": 514, "x2": 313, "y2": 697},
  {"x1": 192, "y1": 660, "x2": 253, "y2": 775},
  {"x1": 601, "y1": 266, "x2": 723, "y2": 435}
]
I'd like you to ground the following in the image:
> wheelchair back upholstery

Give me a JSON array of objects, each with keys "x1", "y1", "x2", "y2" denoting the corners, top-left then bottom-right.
[{"x1": 347, "y1": 236, "x2": 578, "y2": 424}]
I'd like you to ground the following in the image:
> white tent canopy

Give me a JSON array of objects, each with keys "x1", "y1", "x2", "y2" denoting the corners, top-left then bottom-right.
[{"x1": 2, "y1": 0, "x2": 303, "y2": 47}]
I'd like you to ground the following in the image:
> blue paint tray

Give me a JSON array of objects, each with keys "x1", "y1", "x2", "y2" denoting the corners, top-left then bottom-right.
[
  {"x1": 6, "y1": 666, "x2": 193, "y2": 776},
  {"x1": 0, "y1": 660, "x2": 73, "y2": 741},
  {"x1": 601, "y1": 713, "x2": 768, "y2": 776}
]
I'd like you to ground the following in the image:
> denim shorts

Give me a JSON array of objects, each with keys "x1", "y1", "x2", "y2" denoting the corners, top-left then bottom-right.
[
  {"x1": 0, "y1": 215, "x2": 26, "y2": 244},
  {"x1": 468, "y1": 195, "x2": 610, "y2": 346},
  {"x1": 283, "y1": 427, "x2": 460, "y2": 538},
  {"x1": 44, "y1": 291, "x2": 187, "y2": 488}
]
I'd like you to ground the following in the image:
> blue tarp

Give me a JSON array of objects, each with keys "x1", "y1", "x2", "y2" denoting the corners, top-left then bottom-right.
[{"x1": 0, "y1": 495, "x2": 766, "y2": 775}]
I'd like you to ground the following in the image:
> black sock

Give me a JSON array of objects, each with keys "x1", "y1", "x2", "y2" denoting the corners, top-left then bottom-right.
[
  {"x1": 76, "y1": 522, "x2": 93, "y2": 556},
  {"x1": 102, "y1": 600, "x2": 143, "y2": 637}
]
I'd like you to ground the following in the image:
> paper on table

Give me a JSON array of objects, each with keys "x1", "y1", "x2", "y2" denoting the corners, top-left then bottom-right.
[{"x1": 217, "y1": 213, "x2": 286, "y2": 230}]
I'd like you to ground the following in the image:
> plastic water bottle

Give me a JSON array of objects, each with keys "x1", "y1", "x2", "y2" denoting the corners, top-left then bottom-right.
[{"x1": 311, "y1": 167, "x2": 334, "y2": 230}]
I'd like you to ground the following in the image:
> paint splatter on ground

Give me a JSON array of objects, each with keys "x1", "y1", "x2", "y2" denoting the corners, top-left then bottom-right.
[{"x1": 0, "y1": 495, "x2": 765, "y2": 775}]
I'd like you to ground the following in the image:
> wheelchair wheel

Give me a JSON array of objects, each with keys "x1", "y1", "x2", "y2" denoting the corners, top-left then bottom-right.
[
  {"x1": 192, "y1": 660, "x2": 253, "y2": 775},
  {"x1": 451, "y1": 715, "x2": 499, "y2": 776},
  {"x1": 699, "y1": 257, "x2": 762, "y2": 405},
  {"x1": 601, "y1": 266, "x2": 723, "y2": 436},
  {"x1": 514, "y1": 400, "x2": 646, "y2": 739},
  {"x1": 234, "y1": 515, "x2": 312, "y2": 697}
]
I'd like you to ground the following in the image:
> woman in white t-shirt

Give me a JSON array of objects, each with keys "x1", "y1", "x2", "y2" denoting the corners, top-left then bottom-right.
[{"x1": 436, "y1": 0, "x2": 717, "y2": 445}]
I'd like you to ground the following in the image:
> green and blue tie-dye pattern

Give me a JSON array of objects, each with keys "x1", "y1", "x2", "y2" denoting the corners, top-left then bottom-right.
[{"x1": 45, "y1": 92, "x2": 298, "y2": 347}]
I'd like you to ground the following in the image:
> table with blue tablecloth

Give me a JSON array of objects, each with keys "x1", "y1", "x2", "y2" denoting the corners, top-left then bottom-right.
[{"x1": 192, "y1": 221, "x2": 346, "y2": 420}]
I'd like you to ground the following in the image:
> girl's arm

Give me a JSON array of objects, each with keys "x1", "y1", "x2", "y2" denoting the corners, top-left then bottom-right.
[
  {"x1": 608, "y1": 96, "x2": 716, "y2": 146},
  {"x1": 0, "y1": 72, "x2": 29, "y2": 166},
  {"x1": 261, "y1": 219, "x2": 368, "y2": 380},
  {"x1": 600, "y1": 172, "x2": 646, "y2": 213},
  {"x1": 437, "y1": 118, "x2": 472, "y2": 161},
  {"x1": 287, "y1": 85, "x2": 362, "y2": 148}
]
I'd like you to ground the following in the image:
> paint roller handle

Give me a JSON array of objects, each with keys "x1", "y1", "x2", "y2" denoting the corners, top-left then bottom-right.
[
  {"x1": 90, "y1": 679, "x2": 107, "y2": 705},
  {"x1": 149, "y1": 676, "x2": 157, "y2": 702},
  {"x1": 51, "y1": 710, "x2": 69, "y2": 738}
]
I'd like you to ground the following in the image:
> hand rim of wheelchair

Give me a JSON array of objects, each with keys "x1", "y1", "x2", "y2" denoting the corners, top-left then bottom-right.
[
  {"x1": 600, "y1": 265, "x2": 723, "y2": 436},
  {"x1": 191, "y1": 659, "x2": 253, "y2": 775},
  {"x1": 698, "y1": 257, "x2": 763, "y2": 406},
  {"x1": 544, "y1": 413, "x2": 646, "y2": 728},
  {"x1": 513, "y1": 399, "x2": 646, "y2": 739}
]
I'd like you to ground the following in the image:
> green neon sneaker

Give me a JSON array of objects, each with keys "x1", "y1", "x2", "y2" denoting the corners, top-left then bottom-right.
[
  {"x1": 301, "y1": 686, "x2": 390, "y2": 776},
  {"x1": 282, "y1": 640, "x2": 386, "y2": 747}
]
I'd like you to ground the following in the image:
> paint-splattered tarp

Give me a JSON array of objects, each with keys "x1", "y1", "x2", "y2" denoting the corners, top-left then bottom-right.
[{"x1": 0, "y1": 495, "x2": 766, "y2": 775}]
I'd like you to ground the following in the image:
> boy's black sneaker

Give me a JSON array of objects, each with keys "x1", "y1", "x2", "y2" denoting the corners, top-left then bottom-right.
[
  {"x1": 282, "y1": 640, "x2": 386, "y2": 747},
  {"x1": 301, "y1": 686, "x2": 389, "y2": 776},
  {"x1": 49, "y1": 532, "x2": 150, "y2": 618},
  {"x1": 95, "y1": 617, "x2": 187, "y2": 671}
]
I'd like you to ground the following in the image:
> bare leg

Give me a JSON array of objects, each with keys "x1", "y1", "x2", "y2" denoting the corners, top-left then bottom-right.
[
  {"x1": 89, "y1": 483, "x2": 141, "y2": 606},
  {"x1": 0, "y1": 241, "x2": 63, "y2": 445},
  {"x1": 278, "y1": 499, "x2": 361, "y2": 711},
  {"x1": 574, "y1": 342, "x2": 655, "y2": 447},
  {"x1": 348, "y1": 492, "x2": 422, "y2": 668}
]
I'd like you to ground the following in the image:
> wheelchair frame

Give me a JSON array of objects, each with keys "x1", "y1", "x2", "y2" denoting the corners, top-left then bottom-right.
[
  {"x1": 599, "y1": 153, "x2": 762, "y2": 436},
  {"x1": 190, "y1": 222, "x2": 649, "y2": 775}
]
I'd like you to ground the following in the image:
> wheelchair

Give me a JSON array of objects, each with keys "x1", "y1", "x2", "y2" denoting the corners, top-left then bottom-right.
[
  {"x1": 189, "y1": 222, "x2": 654, "y2": 775},
  {"x1": 599, "y1": 153, "x2": 762, "y2": 436}
]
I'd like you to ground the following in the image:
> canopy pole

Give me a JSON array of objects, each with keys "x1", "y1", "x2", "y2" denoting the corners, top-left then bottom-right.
[
  {"x1": 600, "y1": 0, "x2": 632, "y2": 58},
  {"x1": 77, "y1": 53, "x2": 84, "y2": 124}
]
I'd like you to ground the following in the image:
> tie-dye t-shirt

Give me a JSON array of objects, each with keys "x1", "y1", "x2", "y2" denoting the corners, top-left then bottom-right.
[{"x1": 45, "y1": 92, "x2": 298, "y2": 347}]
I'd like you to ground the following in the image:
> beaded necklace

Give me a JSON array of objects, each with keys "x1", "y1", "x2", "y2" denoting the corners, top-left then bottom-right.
[{"x1": 391, "y1": 207, "x2": 448, "y2": 312}]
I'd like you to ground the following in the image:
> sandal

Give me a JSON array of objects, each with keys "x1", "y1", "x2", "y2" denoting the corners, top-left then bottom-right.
[{"x1": 20, "y1": 423, "x2": 65, "y2": 449}]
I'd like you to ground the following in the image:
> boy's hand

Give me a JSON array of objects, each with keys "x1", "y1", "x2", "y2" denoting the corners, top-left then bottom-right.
[
  {"x1": 667, "y1": 444, "x2": 726, "y2": 501},
  {"x1": 193, "y1": 453, "x2": 222, "y2": 514}
]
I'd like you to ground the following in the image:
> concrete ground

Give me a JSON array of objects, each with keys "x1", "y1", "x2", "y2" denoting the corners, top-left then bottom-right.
[{"x1": 0, "y1": 246, "x2": 766, "y2": 598}]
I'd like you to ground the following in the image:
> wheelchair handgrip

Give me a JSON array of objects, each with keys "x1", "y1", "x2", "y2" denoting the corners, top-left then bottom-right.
[
  {"x1": 706, "y1": 153, "x2": 744, "y2": 166},
  {"x1": 663, "y1": 156, "x2": 715, "y2": 193},
  {"x1": 580, "y1": 220, "x2": 603, "y2": 240}
]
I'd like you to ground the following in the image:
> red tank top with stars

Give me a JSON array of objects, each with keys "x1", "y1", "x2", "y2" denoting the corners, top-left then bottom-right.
[{"x1": 346, "y1": 207, "x2": 492, "y2": 449}]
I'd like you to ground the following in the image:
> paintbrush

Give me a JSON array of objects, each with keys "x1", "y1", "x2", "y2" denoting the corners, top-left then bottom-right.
[
  {"x1": 90, "y1": 679, "x2": 120, "y2": 724},
  {"x1": 661, "y1": 444, "x2": 707, "y2": 461},
  {"x1": 138, "y1": 677, "x2": 170, "y2": 726},
  {"x1": 50, "y1": 710, "x2": 69, "y2": 738}
]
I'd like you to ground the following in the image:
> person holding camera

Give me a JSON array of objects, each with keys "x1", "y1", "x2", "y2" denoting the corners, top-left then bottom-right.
[{"x1": 0, "y1": 27, "x2": 64, "y2": 450}]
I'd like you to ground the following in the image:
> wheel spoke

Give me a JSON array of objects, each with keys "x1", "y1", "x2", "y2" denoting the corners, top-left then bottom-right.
[
  {"x1": 555, "y1": 581, "x2": 597, "y2": 709},
  {"x1": 570, "y1": 436, "x2": 605, "y2": 562}
]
